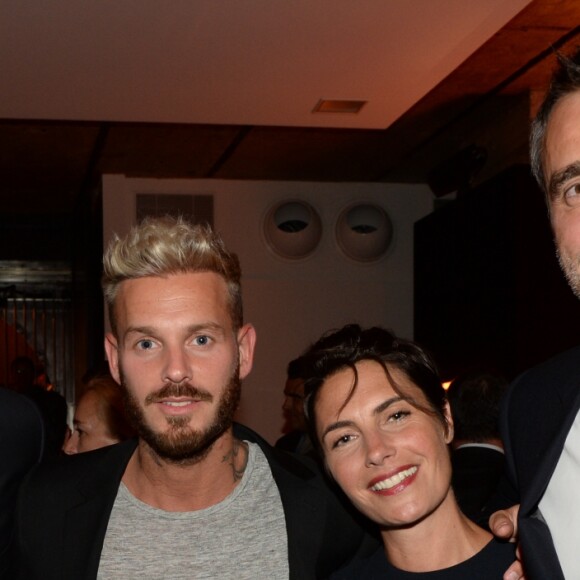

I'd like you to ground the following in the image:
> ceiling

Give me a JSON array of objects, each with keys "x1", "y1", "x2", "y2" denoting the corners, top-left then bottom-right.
[{"x1": 1, "y1": 0, "x2": 579, "y2": 217}]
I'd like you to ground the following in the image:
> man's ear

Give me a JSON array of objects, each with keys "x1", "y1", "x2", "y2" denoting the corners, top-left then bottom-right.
[
  {"x1": 443, "y1": 400, "x2": 454, "y2": 444},
  {"x1": 104, "y1": 333, "x2": 121, "y2": 384},
  {"x1": 237, "y1": 324, "x2": 257, "y2": 380}
]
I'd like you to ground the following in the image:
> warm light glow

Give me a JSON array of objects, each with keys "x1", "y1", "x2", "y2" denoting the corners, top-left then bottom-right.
[{"x1": 442, "y1": 380, "x2": 452, "y2": 390}]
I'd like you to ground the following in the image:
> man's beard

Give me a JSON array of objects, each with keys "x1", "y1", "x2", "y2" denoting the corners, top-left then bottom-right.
[
  {"x1": 120, "y1": 363, "x2": 241, "y2": 464},
  {"x1": 557, "y1": 247, "x2": 580, "y2": 300}
]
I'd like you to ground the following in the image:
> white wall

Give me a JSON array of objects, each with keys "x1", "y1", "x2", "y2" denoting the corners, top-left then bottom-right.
[{"x1": 102, "y1": 175, "x2": 433, "y2": 443}]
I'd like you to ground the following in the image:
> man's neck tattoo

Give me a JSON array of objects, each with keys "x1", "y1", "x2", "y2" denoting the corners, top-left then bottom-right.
[{"x1": 222, "y1": 439, "x2": 248, "y2": 482}]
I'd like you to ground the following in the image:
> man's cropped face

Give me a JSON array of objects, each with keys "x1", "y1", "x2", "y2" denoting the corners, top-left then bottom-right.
[
  {"x1": 104, "y1": 271, "x2": 255, "y2": 462},
  {"x1": 546, "y1": 91, "x2": 580, "y2": 299}
]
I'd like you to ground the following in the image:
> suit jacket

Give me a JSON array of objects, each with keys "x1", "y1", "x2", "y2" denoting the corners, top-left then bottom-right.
[
  {"x1": 451, "y1": 445, "x2": 504, "y2": 523},
  {"x1": 0, "y1": 388, "x2": 44, "y2": 577},
  {"x1": 15, "y1": 423, "x2": 377, "y2": 579},
  {"x1": 498, "y1": 345, "x2": 580, "y2": 580}
]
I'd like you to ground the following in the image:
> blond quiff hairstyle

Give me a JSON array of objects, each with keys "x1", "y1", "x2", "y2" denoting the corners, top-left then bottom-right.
[{"x1": 102, "y1": 216, "x2": 243, "y2": 335}]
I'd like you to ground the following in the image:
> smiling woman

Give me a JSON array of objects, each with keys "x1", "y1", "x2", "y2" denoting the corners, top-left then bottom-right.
[{"x1": 302, "y1": 325, "x2": 515, "y2": 579}]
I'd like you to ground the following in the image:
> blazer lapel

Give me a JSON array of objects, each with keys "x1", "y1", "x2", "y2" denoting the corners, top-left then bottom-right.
[
  {"x1": 522, "y1": 376, "x2": 580, "y2": 514},
  {"x1": 272, "y1": 457, "x2": 325, "y2": 580},
  {"x1": 61, "y1": 439, "x2": 137, "y2": 579}
]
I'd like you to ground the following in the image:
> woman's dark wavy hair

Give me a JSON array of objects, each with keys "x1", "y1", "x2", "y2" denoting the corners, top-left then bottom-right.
[{"x1": 302, "y1": 324, "x2": 448, "y2": 455}]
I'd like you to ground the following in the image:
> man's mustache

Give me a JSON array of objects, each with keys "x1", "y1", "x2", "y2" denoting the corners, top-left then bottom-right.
[{"x1": 145, "y1": 382, "x2": 213, "y2": 405}]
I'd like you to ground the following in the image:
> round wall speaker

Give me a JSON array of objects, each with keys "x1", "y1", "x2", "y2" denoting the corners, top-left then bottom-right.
[
  {"x1": 335, "y1": 203, "x2": 392, "y2": 262},
  {"x1": 263, "y1": 200, "x2": 322, "y2": 260}
]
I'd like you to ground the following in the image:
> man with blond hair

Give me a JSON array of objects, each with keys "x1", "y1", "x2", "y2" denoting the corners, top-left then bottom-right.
[{"x1": 15, "y1": 217, "x2": 375, "y2": 579}]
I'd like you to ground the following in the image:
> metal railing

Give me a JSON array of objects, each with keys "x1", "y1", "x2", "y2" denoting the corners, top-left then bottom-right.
[{"x1": 0, "y1": 262, "x2": 74, "y2": 403}]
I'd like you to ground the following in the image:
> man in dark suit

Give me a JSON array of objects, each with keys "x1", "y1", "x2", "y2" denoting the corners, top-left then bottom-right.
[
  {"x1": 0, "y1": 388, "x2": 43, "y2": 576},
  {"x1": 447, "y1": 372, "x2": 507, "y2": 522},
  {"x1": 15, "y1": 217, "x2": 376, "y2": 579},
  {"x1": 490, "y1": 46, "x2": 580, "y2": 580}
]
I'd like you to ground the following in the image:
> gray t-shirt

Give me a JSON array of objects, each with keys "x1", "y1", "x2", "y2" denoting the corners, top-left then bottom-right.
[{"x1": 97, "y1": 442, "x2": 289, "y2": 579}]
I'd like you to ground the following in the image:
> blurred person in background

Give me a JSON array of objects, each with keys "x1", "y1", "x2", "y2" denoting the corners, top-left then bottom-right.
[
  {"x1": 446, "y1": 371, "x2": 507, "y2": 523},
  {"x1": 9, "y1": 356, "x2": 67, "y2": 458},
  {"x1": 63, "y1": 373, "x2": 135, "y2": 454},
  {"x1": 0, "y1": 388, "x2": 43, "y2": 576},
  {"x1": 275, "y1": 356, "x2": 316, "y2": 458}
]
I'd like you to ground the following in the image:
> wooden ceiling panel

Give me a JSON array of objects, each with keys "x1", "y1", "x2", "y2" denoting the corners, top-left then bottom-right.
[
  {"x1": 0, "y1": 122, "x2": 100, "y2": 212},
  {"x1": 212, "y1": 126, "x2": 392, "y2": 182},
  {"x1": 98, "y1": 124, "x2": 243, "y2": 178},
  {"x1": 386, "y1": 94, "x2": 531, "y2": 186},
  {"x1": 510, "y1": 0, "x2": 580, "y2": 27},
  {"x1": 365, "y1": 10, "x2": 580, "y2": 182}
]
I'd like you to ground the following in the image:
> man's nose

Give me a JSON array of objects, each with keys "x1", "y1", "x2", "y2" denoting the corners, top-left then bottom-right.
[{"x1": 163, "y1": 346, "x2": 193, "y2": 384}]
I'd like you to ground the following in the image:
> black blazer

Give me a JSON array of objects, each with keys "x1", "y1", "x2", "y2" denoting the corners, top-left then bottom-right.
[
  {"x1": 15, "y1": 423, "x2": 377, "y2": 579},
  {"x1": 451, "y1": 445, "x2": 504, "y2": 522},
  {"x1": 499, "y1": 345, "x2": 580, "y2": 580},
  {"x1": 0, "y1": 388, "x2": 44, "y2": 577}
]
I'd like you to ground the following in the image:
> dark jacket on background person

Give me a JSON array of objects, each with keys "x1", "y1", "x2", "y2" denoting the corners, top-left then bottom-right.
[
  {"x1": 452, "y1": 445, "x2": 504, "y2": 522},
  {"x1": 0, "y1": 388, "x2": 44, "y2": 577}
]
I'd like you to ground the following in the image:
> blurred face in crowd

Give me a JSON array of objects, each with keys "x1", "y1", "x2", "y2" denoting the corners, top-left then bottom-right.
[
  {"x1": 546, "y1": 91, "x2": 580, "y2": 298},
  {"x1": 63, "y1": 390, "x2": 119, "y2": 454},
  {"x1": 9, "y1": 357, "x2": 36, "y2": 393},
  {"x1": 104, "y1": 271, "x2": 256, "y2": 463},
  {"x1": 314, "y1": 360, "x2": 453, "y2": 529},
  {"x1": 282, "y1": 377, "x2": 306, "y2": 432}
]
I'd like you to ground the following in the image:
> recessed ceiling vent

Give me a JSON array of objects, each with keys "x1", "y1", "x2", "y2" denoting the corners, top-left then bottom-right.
[{"x1": 312, "y1": 99, "x2": 367, "y2": 114}]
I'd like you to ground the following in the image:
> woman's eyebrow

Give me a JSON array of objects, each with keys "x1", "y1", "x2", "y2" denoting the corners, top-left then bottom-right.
[
  {"x1": 322, "y1": 420, "x2": 354, "y2": 441},
  {"x1": 373, "y1": 396, "x2": 403, "y2": 416}
]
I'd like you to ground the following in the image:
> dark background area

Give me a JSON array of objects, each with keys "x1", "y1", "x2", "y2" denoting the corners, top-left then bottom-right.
[{"x1": 415, "y1": 165, "x2": 580, "y2": 381}]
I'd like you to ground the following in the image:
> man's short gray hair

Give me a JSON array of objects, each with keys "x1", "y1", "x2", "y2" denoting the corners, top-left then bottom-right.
[{"x1": 530, "y1": 47, "x2": 580, "y2": 198}]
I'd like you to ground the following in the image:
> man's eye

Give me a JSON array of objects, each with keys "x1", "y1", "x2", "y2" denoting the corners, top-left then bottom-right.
[
  {"x1": 194, "y1": 335, "x2": 210, "y2": 346},
  {"x1": 137, "y1": 339, "x2": 155, "y2": 350},
  {"x1": 564, "y1": 183, "x2": 580, "y2": 206}
]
